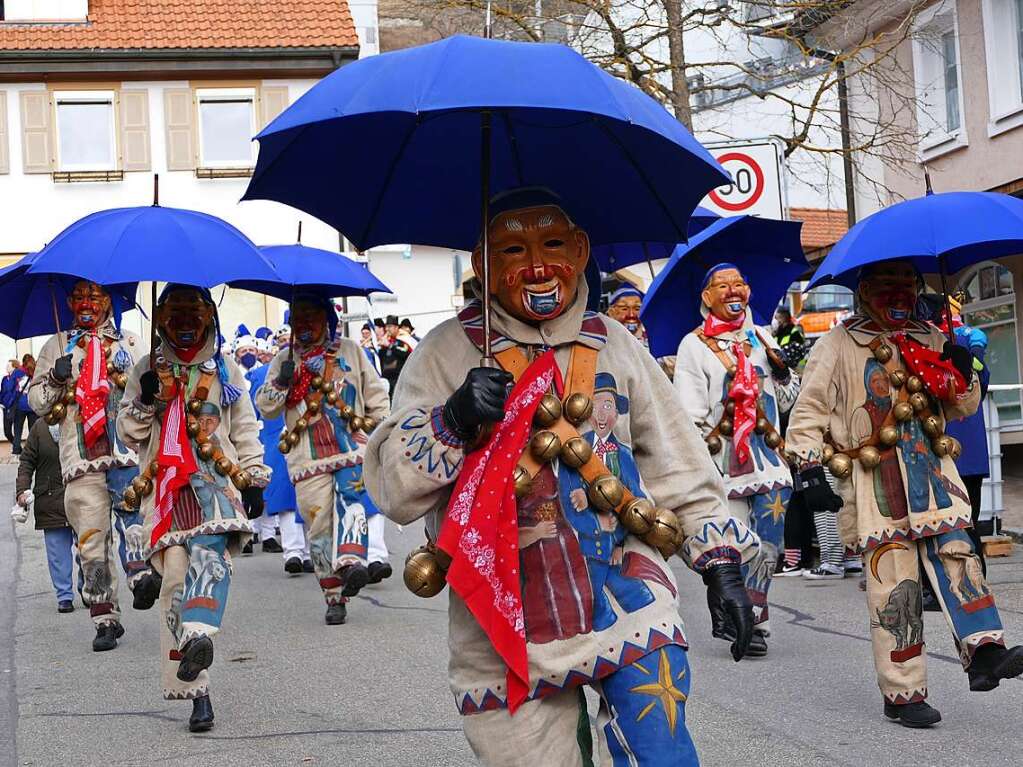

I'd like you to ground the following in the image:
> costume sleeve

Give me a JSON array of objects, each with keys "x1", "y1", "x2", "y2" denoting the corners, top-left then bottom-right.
[
  {"x1": 622, "y1": 326, "x2": 759, "y2": 572},
  {"x1": 762, "y1": 328, "x2": 800, "y2": 414},
  {"x1": 15, "y1": 425, "x2": 38, "y2": 497},
  {"x1": 785, "y1": 326, "x2": 842, "y2": 465},
  {"x1": 225, "y1": 359, "x2": 270, "y2": 487},
  {"x1": 358, "y1": 350, "x2": 391, "y2": 422},
  {"x1": 363, "y1": 325, "x2": 468, "y2": 526},
  {"x1": 115, "y1": 356, "x2": 157, "y2": 451},
  {"x1": 673, "y1": 334, "x2": 715, "y2": 438},
  {"x1": 27, "y1": 335, "x2": 64, "y2": 417},
  {"x1": 254, "y1": 351, "x2": 288, "y2": 421}
]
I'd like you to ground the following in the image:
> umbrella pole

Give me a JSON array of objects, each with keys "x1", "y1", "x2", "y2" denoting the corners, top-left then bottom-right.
[
  {"x1": 289, "y1": 286, "x2": 296, "y2": 363},
  {"x1": 480, "y1": 109, "x2": 495, "y2": 366},
  {"x1": 48, "y1": 280, "x2": 64, "y2": 352},
  {"x1": 149, "y1": 281, "x2": 158, "y2": 371},
  {"x1": 938, "y1": 255, "x2": 957, "y2": 347}
]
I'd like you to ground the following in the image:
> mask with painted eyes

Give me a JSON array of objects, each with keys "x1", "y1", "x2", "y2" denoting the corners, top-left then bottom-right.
[
  {"x1": 291, "y1": 301, "x2": 328, "y2": 347},
  {"x1": 472, "y1": 205, "x2": 590, "y2": 325},
  {"x1": 155, "y1": 288, "x2": 215, "y2": 351},
  {"x1": 68, "y1": 281, "x2": 112, "y2": 330},
  {"x1": 858, "y1": 261, "x2": 921, "y2": 330},
  {"x1": 701, "y1": 267, "x2": 750, "y2": 322},
  {"x1": 607, "y1": 295, "x2": 643, "y2": 334}
]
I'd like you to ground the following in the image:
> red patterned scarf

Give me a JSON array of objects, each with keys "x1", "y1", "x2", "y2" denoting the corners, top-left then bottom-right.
[
  {"x1": 74, "y1": 334, "x2": 111, "y2": 448},
  {"x1": 704, "y1": 314, "x2": 758, "y2": 464},
  {"x1": 890, "y1": 333, "x2": 967, "y2": 401},
  {"x1": 285, "y1": 346, "x2": 326, "y2": 408},
  {"x1": 439, "y1": 351, "x2": 561, "y2": 714},
  {"x1": 151, "y1": 390, "x2": 199, "y2": 547},
  {"x1": 702, "y1": 312, "x2": 745, "y2": 338}
]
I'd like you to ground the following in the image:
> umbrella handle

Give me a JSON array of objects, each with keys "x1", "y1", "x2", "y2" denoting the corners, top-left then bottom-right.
[
  {"x1": 480, "y1": 110, "x2": 494, "y2": 367},
  {"x1": 938, "y1": 256, "x2": 957, "y2": 347},
  {"x1": 48, "y1": 280, "x2": 64, "y2": 353},
  {"x1": 150, "y1": 281, "x2": 158, "y2": 371}
]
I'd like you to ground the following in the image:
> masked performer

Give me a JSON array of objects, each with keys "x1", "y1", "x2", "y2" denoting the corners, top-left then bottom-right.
[
  {"x1": 255, "y1": 294, "x2": 390, "y2": 625},
  {"x1": 364, "y1": 189, "x2": 760, "y2": 767},
  {"x1": 786, "y1": 260, "x2": 1023, "y2": 728},
  {"x1": 674, "y1": 263, "x2": 799, "y2": 656},
  {"x1": 116, "y1": 285, "x2": 267, "y2": 732},
  {"x1": 28, "y1": 280, "x2": 156, "y2": 652}
]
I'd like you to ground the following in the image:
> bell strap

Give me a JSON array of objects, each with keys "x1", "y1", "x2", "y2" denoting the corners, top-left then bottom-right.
[{"x1": 304, "y1": 350, "x2": 338, "y2": 412}]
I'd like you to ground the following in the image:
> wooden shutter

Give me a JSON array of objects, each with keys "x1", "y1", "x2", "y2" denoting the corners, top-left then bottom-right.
[
  {"x1": 164, "y1": 88, "x2": 195, "y2": 171},
  {"x1": 20, "y1": 90, "x2": 53, "y2": 174},
  {"x1": 260, "y1": 85, "x2": 290, "y2": 129},
  {"x1": 119, "y1": 90, "x2": 151, "y2": 172},
  {"x1": 0, "y1": 92, "x2": 9, "y2": 175}
]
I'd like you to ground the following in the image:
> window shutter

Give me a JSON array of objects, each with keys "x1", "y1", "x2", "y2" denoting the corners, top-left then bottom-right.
[
  {"x1": 20, "y1": 90, "x2": 53, "y2": 174},
  {"x1": 0, "y1": 92, "x2": 9, "y2": 175},
  {"x1": 260, "y1": 85, "x2": 290, "y2": 129},
  {"x1": 164, "y1": 88, "x2": 195, "y2": 171},
  {"x1": 119, "y1": 90, "x2": 151, "y2": 172}
]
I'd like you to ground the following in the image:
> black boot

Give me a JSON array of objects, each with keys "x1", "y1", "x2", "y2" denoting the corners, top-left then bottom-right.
[
  {"x1": 189, "y1": 695, "x2": 215, "y2": 733},
  {"x1": 132, "y1": 572, "x2": 162, "y2": 611},
  {"x1": 261, "y1": 538, "x2": 284, "y2": 553},
  {"x1": 339, "y1": 563, "x2": 370, "y2": 597},
  {"x1": 883, "y1": 700, "x2": 942, "y2": 728},
  {"x1": 325, "y1": 602, "x2": 347, "y2": 625},
  {"x1": 284, "y1": 556, "x2": 303, "y2": 575},
  {"x1": 241, "y1": 537, "x2": 254, "y2": 556},
  {"x1": 968, "y1": 644, "x2": 1023, "y2": 691},
  {"x1": 706, "y1": 589, "x2": 735, "y2": 642},
  {"x1": 177, "y1": 636, "x2": 214, "y2": 682},
  {"x1": 367, "y1": 561, "x2": 392, "y2": 584},
  {"x1": 302, "y1": 559, "x2": 315, "y2": 573},
  {"x1": 92, "y1": 622, "x2": 124, "y2": 652}
]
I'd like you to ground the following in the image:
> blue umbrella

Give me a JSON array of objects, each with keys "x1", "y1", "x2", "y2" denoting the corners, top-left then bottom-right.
[
  {"x1": 0, "y1": 254, "x2": 138, "y2": 340},
  {"x1": 590, "y1": 207, "x2": 722, "y2": 271},
  {"x1": 640, "y1": 216, "x2": 806, "y2": 358},
  {"x1": 231, "y1": 244, "x2": 392, "y2": 301}
]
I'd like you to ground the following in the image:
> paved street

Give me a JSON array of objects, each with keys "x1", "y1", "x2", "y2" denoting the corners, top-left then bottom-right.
[{"x1": 1, "y1": 464, "x2": 1021, "y2": 767}]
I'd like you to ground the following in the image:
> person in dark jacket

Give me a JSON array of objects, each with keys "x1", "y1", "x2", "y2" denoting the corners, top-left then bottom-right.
[
  {"x1": 1, "y1": 359, "x2": 20, "y2": 443},
  {"x1": 10, "y1": 354, "x2": 37, "y2": 455},
  {"x1": 13, "y1": 418, "x2": 77, "y2": 613}
]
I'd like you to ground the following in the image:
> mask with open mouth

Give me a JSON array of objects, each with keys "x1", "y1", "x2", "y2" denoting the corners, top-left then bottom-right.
[
  {"x1": 607, "y1": 294, "x2": 643, "y2": 335},
  {"x1": 701, "y1": 266, "x2": 751, "y2": 324},
  {"x1": 858, "y1": 261, "x2": 921, "y2": 330},
  {"x1": 291, "y1": 300, "x2": 328, "y2": 348},
  {"x1": 155, "y1": 287, "x2": 215, "y2": 352},
  {"x1": 68, "y1": 281, "x2": 112, "y2": 331}
]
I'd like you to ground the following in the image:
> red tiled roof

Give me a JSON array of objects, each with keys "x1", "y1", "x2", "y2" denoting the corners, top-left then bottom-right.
[
  {"x1": 0, "y1": 0, "x2": 358, "y2": 51},
  {"x1": 789, "y1": 207, "x2": 848, "y2": 252}
]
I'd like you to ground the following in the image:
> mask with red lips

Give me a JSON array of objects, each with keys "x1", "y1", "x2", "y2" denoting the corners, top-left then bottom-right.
[
  {"x1": 155, "y1": 288, "x2": 215, "y2": 352},
  {"x1": 702, "y1": 267, "x2": 751, "y2": 322},
  {"x1": 472, "y1": 205, "x2": 590, "y2": 325},
  {"x1": 858, "y1": 261, "x2": 921, "y2": 330},
  {"x1": 67, "y1": 281, "x2": 112, "y2": 331}
]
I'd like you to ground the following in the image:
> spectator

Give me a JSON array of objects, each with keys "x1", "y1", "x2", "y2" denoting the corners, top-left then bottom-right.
[
  {"x1": 12, "y1": 418, "x2": 76, "y2": 613},
  {"x1": 773, "y1": 307, "x2": 807, "y2": 370},
  {"x1": 378, "y1": 314, "x2": 413, "y2": 397},
  {"x1": 399, "y1": 318, "x2": 420, "y2": 343},
  {"x1": 1, "y1": 359, "x2": 19, "y2": 444},
  {"x1": 11, "y1": 354, "x2": 36, "y2": 455}
]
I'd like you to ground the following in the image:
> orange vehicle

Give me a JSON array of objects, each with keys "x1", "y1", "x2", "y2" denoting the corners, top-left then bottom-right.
[{"x1": 789, "y1": 284, "x2": 855, "y2": 339}]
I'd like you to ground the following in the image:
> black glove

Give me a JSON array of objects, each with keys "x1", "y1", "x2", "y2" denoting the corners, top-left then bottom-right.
[
  {"x1": 767, "y1": 350, "x2": 790, "y2": 379},
  {"x1": 702, "y1": 563, "x2": 754, "y2": 662},
  {"x1": 442, "y1": 367, "x2": 514, "y2": 441},
  {"x1": 798, "y1": 464, "x2": 844, "y2": 513},
  {"x1": 241, "y1": 486, "x2": 264, "y2": 519},
  {"x1": 52, "y1": 354, "x2": 73, "y2": 383},
  {"x1": 275, "y1": 360, "x2": 296, "y2": 389},
  {"x1": 940, "y1": 341, "x2": 974, "y2": 384},
  {"x1": 139, "y1": 370, "x2": 160, "y2": 406}
]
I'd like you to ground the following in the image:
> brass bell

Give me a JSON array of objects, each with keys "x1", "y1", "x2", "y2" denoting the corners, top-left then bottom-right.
[
  {"x1": 287, "y1": 431, "x2": 301, "y2": 446},
  {"x1": 50, "y1": 402, "x2": 66, "y2": 420},
  {"x1": 63, "y1": 390, "x2": 77, "y2": 405},
  {"x1": 320, "y1": 379, "x2": 333, "y2": 394},
  {"x1": 362, "y1": 416, "x2": 377, "y2": 433},
  {"x1": 906, "y1": 376, "x2": 923, "y2": 393},
  {"x1": 755, "y1": 417, "x2": 769, "y2": 434},
  {"x1": 534, "y1": 394, "x2": 563, "y2": 428},
  {"x1": 403, "y1": 546, "x2": 448, "y2": 598},
  {"x1": 706, "y1": 434, "x2": 723, "y2": 455},
  {"x1": 106, "y1": 361, "x2": 116, "y2": 374},
  {"x1": 338, "y1": 404, "x2": 354, "y2": 420},
  {"x1": 186, "y1": 420, "x2": 200, "y2": 438},
  {"x1": 188, "y1": 399, "x2": 203, "y2": 415},
  {"x1": 922, "y1": 415, "x2": 942, "y2": 437},
  {"x1": 718, "y1": 418, "x2": 734, "y2": 437},
  {"x1": 645, "y1": 508, "x2": 681, "y2": 555},
  {"x1": 827, "y1": 453, "x2": 853, "y2": 479},
  {"x1": 563, "y1": 393, "x2": 593, "y2": 426},
  {"x1": 326, "y1": 390, "x2": 339, "y2": 406},
  {"x1": 909, "y1": 392, "x2": 929, "y2": 413},
  {"x1": 879, "y1": 425, "x2": 900, "y2": 447},
  {"x1": 44, "y1": 412, "x2": 59, "y2": 425},
  {"x1": 149, "y1": 460, "x2": 160, "y2": 476},
  {"x1": 131, "y1": 475, "x2": 153, "y2": 496},
  {"x1": 873, "y1": 344, "x2": 893, "y2": 363},
  {"x1": 619, "y1": 497, "x2": 655, "y2": 536},
  {"x1": 278, "y1": 438, "x2": 291, "y2": 455},
  {"x1": 513, "y1": 465, "x2": 533, "y2": 498},
  {"x1": 215, "y1": 457, "x2": 233, "y2": 475},
  {"x1": 948, "y1": 437, "x2": 962, "y2": 460},
  {"x1": 349, "y1": 415, "x2": 365, "y2": 433},
  {"x1": 764, "y1": 430, "x2": 782, "y2": 449},
  {"x1": 859, "y1": 445, "x2": 881, "y2": 469},
  {"x1": 530, "y1": 430, "x2": 562, "y2": 463},
  {"x1": 310, "y1": 375, "x2": 323, "y2": 390},
  {"x1": 893, "y1": 402, "x2": 914, "y2": 422},
  {"x1": 822, "y1": 444, "x2": 835, "y2": 462},
  {"x1": 725, "y1": 400, "x2": 736, "y2": 416},
  {"x1": 198, "y1": 442, "x2": 215, "y2": 460},
  {"x1": 889, "y1": 370, "x2": 907, "y2": 389},
  {"x1": 560, "y1": 436, "x2": 593, "y2": 469},
  {"x1": 230, "y1": 470, "x2": 252, "y2": 491},
  {"x1": 294, "y1": 417, "x2": 308, "y2": 432},
  {"x1": 587, "y1": 475, "x2": 625, "y2": 513},
  {"x1": 104, "y1": 344, "x2": 112, "y2": 358},
  {"x1": 932, "y1": 435, "x2": 953, "y2": 457},
  {"x1": 122, "y1": 486, "x2": 139, "y2": 509},
  {"x1": 306, "y1": 399, "x2": 320, "y2": 415}
]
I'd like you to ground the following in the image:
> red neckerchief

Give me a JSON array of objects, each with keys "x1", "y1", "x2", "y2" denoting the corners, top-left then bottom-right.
[
  {"x1": 703, "y1": 312, "x2": 745, "y2": 338},
  {"x1": 172, "y1": 341, "x2": 203, "y2": 363},
  {"x1": 704, "y1": 313, "x2": 758, "y2": 464},
  {"x1": 74, "y1": 333, "x2": 111, "y2": 448},
  {"x1": 439, "y1": 351, "x2": 560, "y2": 714},
  {"x1": 890, "y1": 333, "x2": 967, "y2": 401},
  {"x1": 151, "y1": 389, "x2": 199, "y2": 547},
  {"x1": 285, "y1": 345, "x2": 325, "y2": 408}
]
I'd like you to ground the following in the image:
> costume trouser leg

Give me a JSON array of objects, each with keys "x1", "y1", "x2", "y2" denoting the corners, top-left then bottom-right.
[
  {"x1": 366, "y1": 512, "x2": 389, "y2": 565},
  {"x1": 64, "y1": 473, "x2": 120, "y2": 626},
  {"x1": 154, "y1": 534, "x2": 231, "y2": 700},
  {"x1": 279, "y1": 510, "x2": 309, "y2": 561},
  {"x1": 730, "y1": 487, "x2": 789, "y2": 632},
  {"x1": 864, "y1": 530, "x2": 1005, "y2": 703},
  {"x1": 43, "y1": 527, "x2": 75, "y2": 603}
]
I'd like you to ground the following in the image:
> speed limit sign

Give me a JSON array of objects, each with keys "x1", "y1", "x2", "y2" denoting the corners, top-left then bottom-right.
[{"x1": 701, "y1": 141, "x2": 785, "y2": 219}]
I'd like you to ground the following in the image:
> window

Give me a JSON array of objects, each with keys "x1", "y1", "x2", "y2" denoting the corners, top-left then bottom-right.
[
  {"x1": 982, "y1": 0, "x2": 1023, "y2": 132},
  {"x1": 942, "y1": 31, "x2": 960, "y2": 132},
  {"x1": 54, "y1": 90, "x2": 116, "y2": 172},
  {"x1": 911, "y1": 0, "x2": 966, "y2": 155},
  {"x1": 196, "y1": 88, "x2": 256, "y2": 168}
]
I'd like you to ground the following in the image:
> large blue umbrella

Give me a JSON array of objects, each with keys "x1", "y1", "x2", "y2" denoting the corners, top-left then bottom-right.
[
  {"x1": 590, "y1": 207, "x2": 722, "y2": 271},
  {"x1": 640, "y1": 216, "x2": 806, "y2": 358},
  {"x1": 231, "y1": 244, "x2": 392, "y2": 301},
  {"x1": 0, "y1": 254, "x2": 138, "y2": 340}
]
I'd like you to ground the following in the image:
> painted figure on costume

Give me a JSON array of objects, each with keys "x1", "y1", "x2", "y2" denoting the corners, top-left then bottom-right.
[
  {"x1": 364, "y1": 187, "x2": 761, "y2": 767},
  {"x1": 787, "y1": 259, "x2": 1023, "y2": 729}
]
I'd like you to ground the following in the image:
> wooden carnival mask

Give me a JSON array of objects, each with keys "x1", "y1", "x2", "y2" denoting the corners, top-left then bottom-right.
[
  {"x1": 68, "y1": 280, "x2": 112, "y2": 330},
  {"x1": 701, "y1": 267, "x2": 750, "y2": 322},
  {"x1": 291, "y1": 300, "x2": 328, "y2": 347},
  {"x1": 858, "y1": 261, "x2": 920, "y2": 330},
  {"x1": 472, "y1": 205, "x2": 590, "y2": 324},
  {"x1": 155, "y1": 288, "x2": 215, "y2": 350},
  {"x1": 606, "y1": 291, "x2": 643, "y2": 334}
]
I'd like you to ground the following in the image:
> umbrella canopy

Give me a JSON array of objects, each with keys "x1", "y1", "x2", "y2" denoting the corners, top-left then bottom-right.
[
  {"x1": 0, "y1": 254, "x2": 138, "y2": 339},
  {"x1": 243, "y1": 34, "x2": 728, "y2": 251},
  {"x1": 26, "y1": 206, "x2": 277, "y2": 288},
  {"x1": 808, "y1": 191, "x2": 1023, "y2": 289},
  {"x1": 640, "y1": 215, "x2": 806, "y2": 358},
  {"x1": 231, "y1": 244, "x2": 393, "y2": 301},
  {"x1": 589, "y1": 207, "x2": 722, "y2": 271}
]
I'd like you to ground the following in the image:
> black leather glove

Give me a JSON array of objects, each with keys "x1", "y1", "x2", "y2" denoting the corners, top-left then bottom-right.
[
  {"x1": 139, "y1": 371, "x2": 160, "y2": 406},
  {"x1": 52, "y1": 354, "x2": 73, "y2": 383},
  {"x1": 767, "y1": 351, "x2": 790, "y2": 380},
  {"x1": 241, "y1": 486, "x2": 264, "y2": 519},
  {"x1": 702, "y1": 563, "x2": 753, "y2": 662},
  {"x1": 442, "y1": 367, "x2": 514, "y2": 441},
  {"x1": 275, "y1": 359, "x2": 296, "y2": 389},
  {"x1": 798, "y1": 464, "x2": 844, "y2": 513},
  {"x1": 940, "y1": 341, "x2": 974, "y2": 383}
]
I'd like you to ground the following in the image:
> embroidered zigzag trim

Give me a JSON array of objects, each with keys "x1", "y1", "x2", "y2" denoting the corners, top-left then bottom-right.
[
  {"x1": 884, "y1": 687, "x2": 928, "y2": 705},
  {"x1": 457, "y1": 300, "x2": 608, "y2": 353},
  {"x1": 64, "y1": 456, "x2": 137, "y2": 482},
  {"x1": 289, "y1": 454, "x2": 362, "y2": 483},
  {"x1": 856, "y1": 516, "x2": 972, "y2": 554},
  {"x1": 727, "y1": 479, "x2": 792, "y2": 499},
  {"x1": 147, "y1": 521, "x2": 252, "y2": 557}
]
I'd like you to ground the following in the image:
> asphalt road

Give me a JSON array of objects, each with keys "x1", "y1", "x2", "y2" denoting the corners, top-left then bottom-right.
[{"x1": 2, "y1": 464, "x2": 1021, "y2": 767}]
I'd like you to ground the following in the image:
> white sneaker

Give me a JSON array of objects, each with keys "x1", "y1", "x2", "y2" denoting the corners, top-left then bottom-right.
[
  {"x1": 776, "y1": 564, "x2": 805, "y2": 577},
  {"x1": 804, "y1": 565, "x2": 845, "y2": 580}
]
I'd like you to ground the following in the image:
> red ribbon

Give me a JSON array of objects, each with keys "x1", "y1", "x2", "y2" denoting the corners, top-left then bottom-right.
[
  {"x1": 150, "y1": 390, "x2": 199, "y2": 547},
  {"x1": 890, "y1": 333, "x2": 967, "y2": 401},
  {"x1": 74, "y1": 334, "x2": 111, "y2": 448},
  {"x1": 285, "y1": 346, "x2": 325, "y2": 408},
  {"x1": 703, "y1": 314, "x2": 758, "y2": 464}
]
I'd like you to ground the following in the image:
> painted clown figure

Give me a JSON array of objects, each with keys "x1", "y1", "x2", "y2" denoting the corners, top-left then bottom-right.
[
  {"x1": 675, "y1": 263, "x2": 799, "y2": 656},
  {"x1": 255, "y1": 294, "x2": 390, "y2": 625},
  {"x1": 116, "y1": 285, "x2": 268, "y2": 733},
  {"x1": 786, "y1": 260, "x2": 1023, "y2": 728},
  {"x1": 28, "y1": 280, "x2": 156, "y2": 652},
  {"x1": 364, "y1": 189, "x2": 761, "y2": 767}
]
